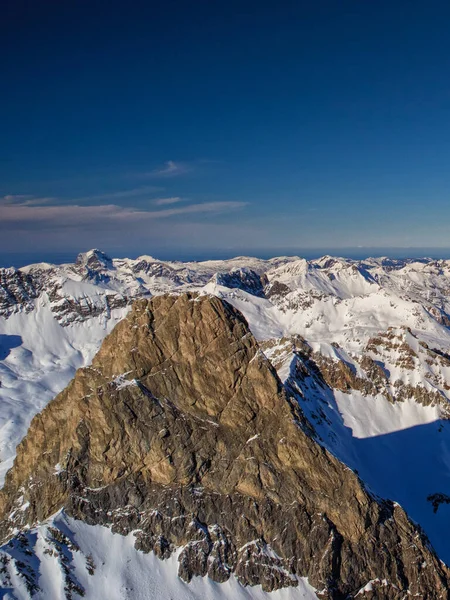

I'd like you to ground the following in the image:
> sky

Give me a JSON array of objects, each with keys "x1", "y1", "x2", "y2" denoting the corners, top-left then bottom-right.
[{"x1": 2, "y1": 0, "x2": 450, "y2": 264}]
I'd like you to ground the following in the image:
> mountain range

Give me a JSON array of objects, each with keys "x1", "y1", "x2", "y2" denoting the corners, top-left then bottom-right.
[{"x1": 2, "y1": 249, "x2": 450, "y2": 598}]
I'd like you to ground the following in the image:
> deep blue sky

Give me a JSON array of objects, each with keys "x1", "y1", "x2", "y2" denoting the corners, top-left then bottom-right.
[{"x1": 2, "y1": 0, "x2": 450, "y2": 264}]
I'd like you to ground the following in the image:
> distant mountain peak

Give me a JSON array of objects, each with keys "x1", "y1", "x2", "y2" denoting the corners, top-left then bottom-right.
[{"x1": 75, "y1": 248, "x2": 113, "y2": 270}]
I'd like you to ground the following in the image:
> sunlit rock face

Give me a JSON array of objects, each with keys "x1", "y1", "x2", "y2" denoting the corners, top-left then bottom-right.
[{"x1": 0, "y1": 293, "x2": 448, "y2": 599}]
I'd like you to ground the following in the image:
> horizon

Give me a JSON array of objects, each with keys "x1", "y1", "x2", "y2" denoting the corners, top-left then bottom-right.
[{"x1": 5, "y1": 246, "x2": 450, "y2": 269}]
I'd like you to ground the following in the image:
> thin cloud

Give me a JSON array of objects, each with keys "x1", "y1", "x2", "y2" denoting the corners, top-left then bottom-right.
[
  {"x1": 0, "y1": 195, "x2": 32, "y2": 203},
  {"x1": 155, "y1": 160, "x2": 185, "y2": 176},
  {"x1": 72, "y1": 185, "x2": 163, "y2": 202},
  {"x1": 0, "y1": 200, "x2": 248, "y2": 229},
  {"x1": 138, "y1": 201, "x2": 247, "y2": 219},
  {"x1": 152, "y1": 197, "x2": 184, "y2": 206},
  {"x1": 2, "y1": 186, "x2": 165, "y2": 207},
  {"x1": 0, "y1": 195, "x2": 56, "y2": 206},
  {"x1": 138, "y1": 160, "x2": 191, "y2": 179}
]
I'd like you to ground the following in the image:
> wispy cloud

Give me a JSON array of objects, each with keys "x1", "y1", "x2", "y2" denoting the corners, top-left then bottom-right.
[
  {"x1": 152, "y1": 197, "x2": 184, "y2": 206},
  {"x1": 0, "y1": 195, "x2": 31, "y2": 203},
  {"x1": 1, "y1": 186, "x2": 165, "y2": 207},
  {"x1": 145, "y1": 201, "x2": 246, "y2": 218},
  {"x1": 0, "y1": 194, "x2": 56, "y2": 206},
  {"x1": 155, "y1": 160, "x2": 186, "y2": 176},
  {"x1": 72, "y1": 185, "x2": 163, "y2": 202},
  {"x1": 0, "y1": 200, "x2": 248, "y2": 229},
  {"x1": 136, "y1": 160, "x2": 191, "y2": 179},
  {"x1": 1, "y1": 186, "x2": 167, "y2": 208}
]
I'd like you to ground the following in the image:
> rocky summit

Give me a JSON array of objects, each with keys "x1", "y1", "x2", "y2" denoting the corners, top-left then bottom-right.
[{"x1": 0, "y1": 293, "x2": 448, "y2": 599}]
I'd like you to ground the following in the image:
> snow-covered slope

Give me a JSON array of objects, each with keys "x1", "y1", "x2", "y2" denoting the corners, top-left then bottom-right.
[
  {"x1": 4, "y1": 249, "x2": 450, "y2": 595},
  {"x1": 0, "y1": 511, "x2": 318, "y2": 600},
  {"x1": 261, "y1": 335, "x2": 450, "y2": 564}
]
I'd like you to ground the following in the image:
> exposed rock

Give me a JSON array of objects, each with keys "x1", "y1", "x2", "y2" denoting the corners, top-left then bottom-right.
[
  {"x1": 311, "y1": 352, "x2": 378, "y2": 396},
  {"x1": 131, "y1": 259, "x2": 185, "y2": 285},
  {"x1": 0, "y1": 294, "x2": 449, "y2": 598},
  {"x1": 393, "y1": 380, "x2": 448, "y2": 411},
  {"x1": 46, "y1": 281, "x2": 133, "y2": 326},
  {"x1": 270, "y1": 288, "x2": 332, "y2": 313},
  {"x1": 265, "y1": 280, "x2": 291, "y2": 299},
  {"x1": 0, "y1": 268, "x2": 40, "y2": 318},
  {"x1": 211, "y1": 268, "x2": 268, "y2": 297},
  {"x1": 426, "y1": 305, "x2": 450, "y2": 328},
  {"x1": 358, "y1": 355, "x2": 392, "y2": 398},
  {"x1": 75, "y1": 249, "x2": 113, "y2": 271},
  {"x1": 293, "y1": 331, "x2": 450, "y2": 412}
]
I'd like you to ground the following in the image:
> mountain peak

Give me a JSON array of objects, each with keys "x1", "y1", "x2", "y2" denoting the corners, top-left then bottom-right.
[
  {"x1": 75, "y1": 249, "x2": 113, "y2": 270},
  {"x1": 0, "y1": 293, "x2": 448, "y2": 597}
]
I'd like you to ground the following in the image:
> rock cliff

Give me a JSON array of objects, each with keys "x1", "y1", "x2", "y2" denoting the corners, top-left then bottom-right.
[{"x1": 0, "y1": 293, "x2": 448, "y2": 598}]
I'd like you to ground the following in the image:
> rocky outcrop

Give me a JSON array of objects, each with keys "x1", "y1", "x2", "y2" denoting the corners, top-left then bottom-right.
[
  {"x1": 0, "y1": 294, "x2": 449, "y2": 598},
  {"x1": 0, "y1": 268, "x2": 40, "y2": 317},
  {"x1": 133, "y1": 260, "x2": 184, "y2": 283},
  {"x1": 265, "y1": 279, "x2": 291, "y2": 300},
  {"x1": 308, "y1": 350, "x2": 450, "y2": 412},
  {"x1": 211, "y1": 268, "x2": 268, "y2": 297},
  {"x1": 274, "y1": 329, "x2": 450, "y2": 413},
  {"x1": 46, "y1": 281, "x2": 133, "y2": 326},
  {"x1": 311, "y1": 352, "x2": 379, "y2": 396},
  {"x1": 268, "y1": 287, "x2": 332, "y2": 312}
]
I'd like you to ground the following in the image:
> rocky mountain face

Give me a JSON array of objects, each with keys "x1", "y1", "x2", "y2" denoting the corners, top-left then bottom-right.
[
  {"x1": 0, "y1": 268, "x2": 40, "y2": 318},
  {"x1": 211, "y1": 267, "x2": 268, "y2": 297},
  {"x1": 0, "y1": 294, "x2": 449, "y2": 598}
]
